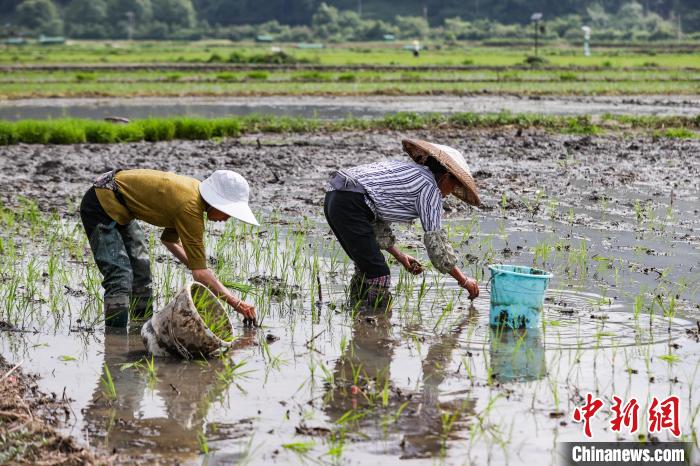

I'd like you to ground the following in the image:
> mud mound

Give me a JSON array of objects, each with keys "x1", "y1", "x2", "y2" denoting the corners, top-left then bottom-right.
[{"x1": 0, "y1": 356, "x2": 110, "y2": 465}]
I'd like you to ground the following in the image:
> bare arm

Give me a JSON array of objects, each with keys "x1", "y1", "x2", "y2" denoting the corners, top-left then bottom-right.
[
  {"x1": 162, "y1": 240, "x2": 256, "y2": 320},
  {"x1": 192, "y1": 268, "x2": 256, "y2": 320},
  {"x1": 387, "y1": 245, "x2": 424, "y2": 275},
  {"x1": 386, "y1": 245, "x2": 402, "y2": 258},
  {"x1": 388, "y1": 244, "x2": 477, "y2": 299},
  {"x1": 448, "y1": 266, "x2": 479, "y2": 300},
  {"x1": 162, "y1": 240, "x2": 190, "y2": 267}
]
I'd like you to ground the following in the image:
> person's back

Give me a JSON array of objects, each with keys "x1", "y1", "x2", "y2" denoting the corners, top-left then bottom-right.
[
  {"x1": 339, "y1": 160, "x2": 442, "y2": 230},
  {"x1": 95, "y1": 168, "x2": 207, "y2": 271},
  {"x1": 97, "y1": 169, "x2": 203, "y2": 228}
]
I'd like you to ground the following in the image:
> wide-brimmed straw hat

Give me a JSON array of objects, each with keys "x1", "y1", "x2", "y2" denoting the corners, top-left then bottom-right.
[
  {"x1": 200, "y1": 170, "x2": 259, "y2": 226},
  {"x1": 402, "y1": 139, "x2": 480, "y2": 206}
]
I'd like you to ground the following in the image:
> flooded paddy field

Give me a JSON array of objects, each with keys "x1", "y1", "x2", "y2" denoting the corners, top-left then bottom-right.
[
  {"x1": 0, "y1": 129, "x2": 698, "y2": 465},
  {"x1": 1, "y1": 94, "x2": 699, "y2": 121}
]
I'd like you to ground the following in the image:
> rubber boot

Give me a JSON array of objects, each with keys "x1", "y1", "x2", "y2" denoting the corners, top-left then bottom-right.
[
  {"x1": 120, "y1": 221, "x2": 153, "y2": 323},
  {"x1": 105, "y1": 294, "x2": 130, "y2": 328},
  {"x1": 348, "y1": 272, "x2": 367, "y2": 300},
  {"x1": 348, "y1": 273, "x2": 392, "y2": 312},
  {"x1": 365, "y1": 284, "x2": 393, "y2": 312},
  {"x1": 89, "y1": 223, "x2": 133, "y2": 308}
]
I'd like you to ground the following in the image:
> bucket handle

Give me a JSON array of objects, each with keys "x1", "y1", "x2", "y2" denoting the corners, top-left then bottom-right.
[
  {"x1": 484, "y1": 274, "x2": 494, "y2": 294},
  {"x1": 485, "y1": 264, "x2": 505, "y2": 294}
]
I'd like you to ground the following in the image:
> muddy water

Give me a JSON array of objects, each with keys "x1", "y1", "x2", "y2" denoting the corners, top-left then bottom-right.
[
  {"x1": 1, "y1": 94, "x2": 699, "y2": 121},
  {"x1": 0, "y1": 131, "x2": 699, "y2": 464},
  {"x1": 1, "y1": 211, "x2": 698, "y2": 465}
]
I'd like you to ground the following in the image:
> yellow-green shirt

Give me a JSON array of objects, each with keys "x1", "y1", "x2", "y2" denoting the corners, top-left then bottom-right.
[{"x1": 95, "y1": 169, "x2": 208, "y2": 270}]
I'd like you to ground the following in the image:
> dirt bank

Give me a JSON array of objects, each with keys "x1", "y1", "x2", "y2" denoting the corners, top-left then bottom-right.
[{"x1": 0, "y1": 356, "x2": 108, "y2": 465}]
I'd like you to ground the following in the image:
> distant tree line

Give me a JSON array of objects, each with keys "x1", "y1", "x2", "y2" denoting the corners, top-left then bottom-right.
[{"x1": 1, "y1": 0, "x2": 698, "y2": 40}]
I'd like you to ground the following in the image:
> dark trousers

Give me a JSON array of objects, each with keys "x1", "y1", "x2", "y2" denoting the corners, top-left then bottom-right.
[
  {"x1": 79, "y1": 187, "x2": 152, "y2": 305},
  {"x1": 323, "y1": 190, "x2": 390, "y2": 279}
]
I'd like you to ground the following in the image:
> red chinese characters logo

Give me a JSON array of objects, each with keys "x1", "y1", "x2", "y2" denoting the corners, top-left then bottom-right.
[
  {"x1": 572, "y1": 393, "x2": 604, "y2": 438},
  {"x1": 610, "y1": 396, "x2": 639, "y2": 434},
  {"x1": 572, "y1": 394, "x2": 681, "y2": 438},
  {"x1": 648, "y1": 395, "x2": 681, "y2": 437}
]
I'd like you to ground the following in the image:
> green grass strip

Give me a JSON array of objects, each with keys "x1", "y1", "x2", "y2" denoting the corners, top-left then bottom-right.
[{"x1": 0, "y1": 112, "x2": 698, "y2": 145}]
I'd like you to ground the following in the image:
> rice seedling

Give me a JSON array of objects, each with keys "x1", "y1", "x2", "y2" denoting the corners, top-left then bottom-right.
[
  {"x1": 293, "y1": 71, "x2": 331, "y2": 81},
  {"x1": 100, "y1": 364, "x2": 117, "y2": 402},
  {"x1": 143, "y1": 355, "x2": 158, "y2": 387},
  {"x1": 1, "y1": 113, "x2": 698, "y2": 147},
  {"x1": 174, "y1": 118, "x2": 214, "y2": 140},
  {"x1": 259, "y1": 336, "x2": 288, "y2": 382},
  {"x1": 440, "y1": 408, "x2": 460, "y2": 443},
  {"x1": 216, "y1": 72, "x2": 239, "y2": 82},
  {"x1": 192, "y1": 285, "x2": 233, "y2": 342},
  {"x1": 380, "y1": 400, "x2": 409, "y2": 428},
  {"x1": 139, "y1": 118, "x2": 176, "y2": 142},
  {"x1": 233, "y1": 436, "x2": 264, "y2": 466},
  {"x1": 217, "y1": 357, "x2": 253, "y2": 387},
  {"x1": 533, "y1": 240, "x2": 553, "y2": 268},
  {"x1": 74, "y1": 72, "x2": 97, "y2": 82},
  {"x1": 119, "y1": 359, "x2": 144, "y2": 371},
  {"x1": 282, "y1": 441, "x2": 315, "y2": 454},
  {"x1": 322, "y1": 431, "x2": 345, "y2": 461},
  {"x1": 246, "y1": 71, "x2": 269, "y2": 80},
  {"x1": 336, "y1": 408, "x2": 367, "y2": 427},
  {"x1": 198, "y1": 431, "x2": 209, "y2": 454},
  {"x1": 337, "y1": 73, "x2": 356, "y2": 82}
]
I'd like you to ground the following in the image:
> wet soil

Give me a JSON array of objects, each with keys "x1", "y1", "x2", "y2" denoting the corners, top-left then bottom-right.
[
  {"x1": 1, "y1": 94, "x2": 699, "y2": 120},
  {"x1": 1, "y1": 129, "x2": 698, "y2": 223}
]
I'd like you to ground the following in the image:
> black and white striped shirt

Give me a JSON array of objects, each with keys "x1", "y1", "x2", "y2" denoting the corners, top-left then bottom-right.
[{"x1": 337, "y1": 160, "x2": 443, "y2": 232}]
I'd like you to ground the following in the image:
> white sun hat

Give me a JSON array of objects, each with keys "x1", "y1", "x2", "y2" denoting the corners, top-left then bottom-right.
[{"x1": 199, "y1": 170, "x2": 259, "y2": 226}]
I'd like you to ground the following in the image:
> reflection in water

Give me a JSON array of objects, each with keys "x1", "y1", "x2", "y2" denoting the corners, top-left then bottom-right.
[
  {"x1": 324, "y1": 307, "x2": 396, "y2": 416},
  {"x1": 489, "y1": 326, "x2": 546, "y2": 383},
  {"x1": 439, "y1": 288, "x2": 688, "y2": 351},
  {"x1": 82, "y1": 327, "x2": 254, "y2": 462},
  {"x1": 401, "y1": 307, "x2": 478, "y2": 459},
  {"x1": 324, "y1": 305, "x2": 477, "y2": 459}
]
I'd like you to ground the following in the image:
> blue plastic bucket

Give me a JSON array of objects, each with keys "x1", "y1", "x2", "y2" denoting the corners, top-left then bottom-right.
[{"x1": 488, "y1": 264, "x2": 553, "y2": 329}]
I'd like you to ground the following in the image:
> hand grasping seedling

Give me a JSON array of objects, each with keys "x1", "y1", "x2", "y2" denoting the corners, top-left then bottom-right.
[
  {"x1": 243, "y1": 317, "x2": 259, "y2": 328},
  {"x1": 394, "y1": 251, "x2": 424, "y2": 275}
]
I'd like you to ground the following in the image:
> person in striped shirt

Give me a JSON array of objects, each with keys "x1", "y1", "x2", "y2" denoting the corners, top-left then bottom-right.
[{"x1": 324, "y1": 139, "x2": 481, "y2": 305}]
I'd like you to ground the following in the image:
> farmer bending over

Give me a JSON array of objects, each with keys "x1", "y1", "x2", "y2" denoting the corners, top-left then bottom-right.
[
  {"x1": 79, "y1": 169, "x2": 258, "y2": 327},
  {"x1": 324, "y1": 139, "x2": 480, "y2": 303}
]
